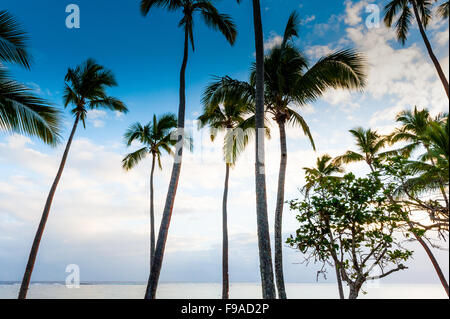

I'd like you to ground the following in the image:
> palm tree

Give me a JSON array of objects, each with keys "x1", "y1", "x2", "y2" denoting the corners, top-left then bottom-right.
[
  {"x1": 198, "y1": 89, "x2": 255, "y2": 299},
  {"x1": 0, "y1": 10, "x2": 61, "y2": 145},
  {"x1": 303, "y1": 155, "x2": 345, "y2": 299},
  {"x1": 258, "y1": 12, "x2": 366, "y2": 299},
  {"x1": 389, "y1": 107, "x2": 449, "y2": 208},
  {"x1": 334, "y1": 128, "x2": 387, "y2": 172},
  {"x1": 383, "y1": 0, "x2": 449, "y2": 98},
  {"x1": 398, "y1": 143, "x2": 449, "y2": 297},
  {"x1": 122, "y1": 114, "x2": 178, "y2": 276},
  {"x1": 140, "y1": 0, "x2": 237, "y2": 299},
  {"x1": 236, "y1": 0, "x2": 276, "y2": 299},
  {"x1": 303, "y1": 155, "x2": 344, "y2": 193},
  {"x1": 206, "y1": 11, "x2": 366, "y2": 298},
  {"x1": 18, "y1": 59, "x2": 127, "y2": 299}
]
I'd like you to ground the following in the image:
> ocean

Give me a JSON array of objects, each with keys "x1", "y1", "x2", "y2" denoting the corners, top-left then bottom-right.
[{"x1": 0, "y1": 283, "x2": 447, "y2": 299}]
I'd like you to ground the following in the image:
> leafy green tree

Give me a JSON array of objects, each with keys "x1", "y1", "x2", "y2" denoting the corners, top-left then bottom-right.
[
  {"x1": 122, "y1": 114, "x2": 178, "y2": 276},
  {"x1": 383, "y1": 0, "x2": 449, "y2": 98},
  {"x1": 18, "y1": 59, "x2": 127, "y2": 299},
  {"x1": 339, "y1": 121, "x2": 449, "y2": 296},
  {"x1": 288, "y1": 173, "x2": 412, "y2": 299},
  {"x1": 0, "y1": 10, "x2": 61, "y2": 145},
  {"x1": 198, "y1": 89, "x2": 257, "y2": 299},
  {"x1": 303, "y1": 155, "x2": 345, "y2": 299},
  {"x1": 140, "y1": 0, "x2": 237, "y2": 299}
]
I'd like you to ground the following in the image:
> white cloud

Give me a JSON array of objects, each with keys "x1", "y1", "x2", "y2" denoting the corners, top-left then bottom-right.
[
  {"x1": 86, "y1": 110, "x2": 108, "y2": 128},
  {"x1": 264, "y1": 32, "x2": 283, "y2": 52},
  {"x1": 301, "y1": 15, "x2": 316, "y2": 25},
  {"x1": 305, "y1": 45, "x2": 334, "y2": 59},
  {"x1": 344, "y1": 0, "x2": 368, "y2": 26}
]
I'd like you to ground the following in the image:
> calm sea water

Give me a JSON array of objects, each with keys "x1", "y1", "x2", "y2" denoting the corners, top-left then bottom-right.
[{"x1": 0, "y1": 283, "x2": 447, "y2": 299}]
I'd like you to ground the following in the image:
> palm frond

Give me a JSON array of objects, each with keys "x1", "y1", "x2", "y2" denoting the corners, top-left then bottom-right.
[
  {"x1": 140, "y1": 0, "x2": 183, "y2": 15},
  {"x1": 89, "y1": 97, "x2": 128, "y2": 113},
  {"x1": 395, "y1": 3, "x2": 413, "y2": 45},
  {"x1": 288, "y1": 108, "x2": 315, "y2": 150},
  {"x1": 282, "y1": 11, "x2": 300, "y2": 48},
  {"x1": 122, "y1": 147, "x2": 149, "y2": 171},
  {"x1": 0, "y1": 10, "x2": 31, "y2": 68},
  {"x1": 437, "y1": 1, "x2": 449, "y2": 19},
  {"x1": 0, "y1": 71, "x2": 61, "y2": 146},
  {"x1": 196, "y1": 1, "x2": 237, "y2": 45},
  {"x1": 334, "y1": 151, "x2": 365, "y2": 165},
  {"x1": 297, "y1": 49, "x2": 367, "y2": 104}
]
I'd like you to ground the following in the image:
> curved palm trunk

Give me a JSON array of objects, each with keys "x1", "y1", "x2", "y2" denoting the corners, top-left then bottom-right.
[
  {"x1": 149, "y1": 153, "x2": 156, "y2": 271},
  {"x1": 274, "y1": 121, "x2": 287, "y2": 299},
  {"x1": 18, "y1": 115, "x2": 80, "y2": 299},
  {"x1": 145, "y1": 28, "x2": 189, "y2": 300},
  {"x1": 222, "y1": 164, "x2": 230, "y2": 299},
  {"x1": 410, "y1": 224, "x2": 449, "y2": 297},
  {"x1": 411, "y1": 0, "x2": 449, "y2": 99},
  {"x1": 252, "y1": 0, "x2": 276, "y2": 299},
  {"x1": 370, "y1": 156, "x2": 448, "y2": 297}
]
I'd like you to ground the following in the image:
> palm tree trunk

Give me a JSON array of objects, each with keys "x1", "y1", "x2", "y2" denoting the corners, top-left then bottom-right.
[
  {"x1": 251, "y1": 0, "x2": 276, "y2": 300},
  {"x1": 222, "y1": 164, "x2": 230, "y2": 299},
  {"x1": 18, "y1": 115, "x2": 80, "y2": 299},
  {"x1": 411, "y1": 0, "x2": 449, "y2": 98},
  {"x1": 410, "y1": 224, "x2": 449, "y2": 297},
  {"x1": 274, "y1": 120, "x2": 287, "y2": 299},
  {"x1": 149, "y1": 153, "x2": 156, "y2": 272},
  {"x1": 145, "y1": 27, "x2": 189, "y2": 300}
]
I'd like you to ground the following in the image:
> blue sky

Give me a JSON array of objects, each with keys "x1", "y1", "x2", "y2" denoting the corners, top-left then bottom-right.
[
  {"x1": 0, "y1": 0, "x2": 449, "y2": 297},
  {"x1": 4, "y1": 0, "x2": 359, "y2": 145}
]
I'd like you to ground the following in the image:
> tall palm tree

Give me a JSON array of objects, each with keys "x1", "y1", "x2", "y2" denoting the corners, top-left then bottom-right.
[
  {"x1": 122, "y1": 114, "x2": 178, "y2": 275},
  {"x1": 257, "y1": 12, "x2": 366, "y2": 299},
  {"x1": 198, "y1": 89, "x2": 255, "y2": 299},
  {"x1": 0, "y1": 10, "x2": 60, "y2": 145},
  {"x1": 236, "y1": 0, "x2": 276, "y2": 299},
  {"x1": 140, "y1": 0, "x2": 237, "y2": 299},
  {"x1": 303, "y1": 155, "x2": 345, "y2": 299},
  {"x1": 205, "y1": 11, "x2": 366, "y2": 298},
  {"x1": 18, "y1": 59, "x2": 127, "y2": 299},
  {"x1": 383, "y1": 0, "x2": 449, "y2": 98}
]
